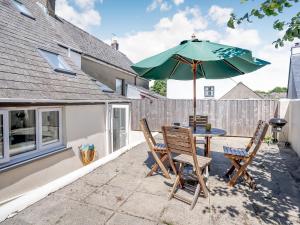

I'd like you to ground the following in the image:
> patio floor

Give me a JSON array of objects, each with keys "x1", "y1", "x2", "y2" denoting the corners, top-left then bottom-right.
[{"x1": 1, "y1": 136, "x2": 300, "y2": 225}]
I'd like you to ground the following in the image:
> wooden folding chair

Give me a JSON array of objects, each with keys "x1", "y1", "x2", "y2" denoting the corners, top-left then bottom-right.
[
  {"x1": 162, "y1": 126, "x2": 212, "y2": 210},
  {"x1": 224, "y1": 121, "x2": 269, "y2": 189},
  {"x1": 225, "y1": 120, "x2": 264, "y2": 177},
  {"x1": 140, "y1": 118, "x2": 176, "y2": 179},
  {"x1": 189, "y1": 115, "x2": 208, "y2": 147},
  {"x1": 189, "y1": 115, "x2": 208, "y2": 127}
]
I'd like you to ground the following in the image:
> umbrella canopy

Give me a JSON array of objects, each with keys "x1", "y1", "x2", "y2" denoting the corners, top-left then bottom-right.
[
  {"x1": 131, "y1": 39, "x2": 270, "y2": 129},
  {"x1": 132, "y1": 39, "x2": 270, "y2": 80}
]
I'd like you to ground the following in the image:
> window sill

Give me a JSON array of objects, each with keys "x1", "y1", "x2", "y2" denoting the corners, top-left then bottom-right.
[
  {"x1": 0, "y1": 146, "x2": 72, "y2": 173},
  {"x1": 54, "y1": 68, "x2": 76, "y2": 76},
  {"x1": 20, "y1": 12, "x2": 36, "y2": 20}
]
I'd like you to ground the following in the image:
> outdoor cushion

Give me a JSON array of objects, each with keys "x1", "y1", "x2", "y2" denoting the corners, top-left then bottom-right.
[{"x1": 223, "y1": 146, "x2": 248, "y2": 157}]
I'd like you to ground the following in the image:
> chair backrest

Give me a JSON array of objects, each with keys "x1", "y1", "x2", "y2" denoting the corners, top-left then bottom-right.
[
  {"x1": 189, "y1": 115, "x2": 208, "y2": 127},
  {"x1": 162, "y1": 126, "x2": 202, "y2": 177},
  {"x1": 162, "y1": 126, "x2": 195, "y2": 155},
  {"x1": 247, "y1": 121, "x2": 269, "y2": 159},
  {"x1": 245, "y1": 120, "x2": 264, "y2": 152},
  {"x1": 140, "y1": 118, "x2": 156, "y2": 149}
]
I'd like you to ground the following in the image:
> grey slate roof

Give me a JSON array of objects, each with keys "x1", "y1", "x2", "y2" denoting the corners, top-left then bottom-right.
[
  {"x1": 61, "y1": 20, "x2": 136, "y2": 74},
  {"x1": 287, "y1": 54, "x2": 300, "y2": 99},
  {"x1": 220, "y1": 82, "x2": 262, "y2": 100},
  {"x1": 0, "y1": 0, "x2": 129, "y2": 102}
]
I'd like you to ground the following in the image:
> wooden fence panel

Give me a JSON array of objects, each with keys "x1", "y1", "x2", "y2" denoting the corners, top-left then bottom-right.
[{"x1": 131, "y1": 99, "x2": 279, "y2": 137}]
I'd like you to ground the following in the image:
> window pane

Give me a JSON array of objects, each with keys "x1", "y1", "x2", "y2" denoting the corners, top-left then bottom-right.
[
  {"x1": 39, "y1": 50, "x2": 71, "y2": 71},
  {"x1": 0, "y1": 115, "x2": 3, "y2": 159},
  {"x1": 113, "y1": 108, "x2": 127, "y2": 151},
  {"x1": 9, "y1": 110, "x2": 36, "y2": 156},
  {"x1": 13, "y1": 0, "x2": 32, "y2": 16},
  {"x1": 116, "y1": 79, "x2": 123, "y2": 95},
  {"x1": 42, "y1": 111, "x2": 60, "y2": 145}
]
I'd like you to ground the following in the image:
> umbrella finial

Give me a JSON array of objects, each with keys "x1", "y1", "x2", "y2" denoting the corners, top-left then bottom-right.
[{"x1": 191, "y1": 33, "x2": 197, "y2": 40}]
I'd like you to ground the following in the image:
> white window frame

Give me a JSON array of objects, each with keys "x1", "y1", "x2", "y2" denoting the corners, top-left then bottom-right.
[
  {"x1": 204, "y1": 86, "x2": 215, "y2": 98},
  {"x1": 39, "y1": 108, "x2": 63, "y2": 151},
  {"x1": 12, "y1": 0, "x2": 35, "y2": 20},
  {"x1": 115, "y1": 79, "x2": 125, "y2": 96},
  {"x1": 8, "y1": 108, "x2": 38, "y2": 159},
  {"x1": 0, "y1": 107, "x2": 64, "y2": 165},
  {"x1": 0, "y1": 111, "x2": 9, "y2": 163},
  {"x1": 110, "y1": 104, "x2": 129, "y2": 153},
  {"x1": 38, "y1": 49, "x2": 76, "y2": 76}
]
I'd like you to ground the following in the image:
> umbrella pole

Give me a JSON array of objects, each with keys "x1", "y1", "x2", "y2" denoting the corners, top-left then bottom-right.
[{"x1": 193, "y1": 62, "x2": 197, "y2": 131}]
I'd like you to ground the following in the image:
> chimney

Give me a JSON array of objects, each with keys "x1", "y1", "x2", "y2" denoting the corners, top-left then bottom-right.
[
  {"x1": 111, "y1": 36, "x2": 119, "y2": 51},
  {"x1": 191, "y1": 33, "x2": 197, "y2": 40},
  {"x1": 47, "y1": 0, "x2": 56, "y2": 17}
]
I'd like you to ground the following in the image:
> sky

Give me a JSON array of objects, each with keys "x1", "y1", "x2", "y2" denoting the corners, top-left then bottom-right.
[{"x1": 56, "y1": 0, "x2": 300, "y2": 92}]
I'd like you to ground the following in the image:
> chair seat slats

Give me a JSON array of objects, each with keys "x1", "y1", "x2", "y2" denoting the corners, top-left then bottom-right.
[
  {"x1": 172, "y1": 154, "x2": 212, "y2": 169},
  {"x1": 223, "y1": 146, "x2": 248, "y2": 157}
]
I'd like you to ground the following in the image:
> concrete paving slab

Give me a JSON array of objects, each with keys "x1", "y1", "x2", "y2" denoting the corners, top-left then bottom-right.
[
  {"x1": 106, "y1": 212, "x2": 157, "y2": 225},
  {"x1": 160, "y1": 198, "x2": 210, "y2": 225},
  {"x1": 84, "y1": 184, "x2": 132, "y2": 210},
  {"x1": 119, "y1": 192, "x2": 169, "y2": 221},
  {"x1": 53, "y1": 179, "x2": 97, "y2": 202},
  {"x1": 81, "y1": 169, "x2": 118, "y2": 187},
  {"x1": 107, "y1": 173, "x2": 143, "y2": 191},
  {"x1": 1, "y1": 195, "x2": 113, "y2": 225},
  {"x1": 137, "y1": 175, "x2": 173, "y2": 197}
]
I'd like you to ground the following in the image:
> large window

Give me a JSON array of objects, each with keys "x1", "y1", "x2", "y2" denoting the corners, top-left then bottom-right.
[
  {"x1": 0, "y1": 108, "x2": 63, "y2": 165},
  {"x1": 204, "y1": 86, "x2": 215, "y2": 98},
  {"x1": 12, "y1": 0, "x2": 35, "y2": 20},
  {"x1": 38, "y1": 49, "x2": 75, "y2": 75}
]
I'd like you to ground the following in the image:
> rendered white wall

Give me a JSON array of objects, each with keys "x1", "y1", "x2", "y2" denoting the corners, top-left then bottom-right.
[
  {"x1": 279, "y1": 99, "x2": 300, "y2": 157},
  {"x1": 64, "y1": 105, "x2": 107, "y2": 159},
  {"x1": 167, "y1": 78, "x2": 237, "y2": 99}
]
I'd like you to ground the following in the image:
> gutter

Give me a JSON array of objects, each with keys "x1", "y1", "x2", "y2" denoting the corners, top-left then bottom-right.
[{"x1": 0, "y1": 98, "x2": 132, "y2": 104}]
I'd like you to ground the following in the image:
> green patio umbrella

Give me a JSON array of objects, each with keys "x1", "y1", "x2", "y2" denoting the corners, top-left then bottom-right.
[{"x1": 131, "y1": 39, "x2": 270, "y2": 130}]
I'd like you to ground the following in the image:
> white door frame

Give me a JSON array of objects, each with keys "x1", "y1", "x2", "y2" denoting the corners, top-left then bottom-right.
[
  {"x1": 110, "y1": 104, "x2": 129, "y2": 153},
  {"x1": 0, "y1": 110, "x2": 9, "y2": 163}
]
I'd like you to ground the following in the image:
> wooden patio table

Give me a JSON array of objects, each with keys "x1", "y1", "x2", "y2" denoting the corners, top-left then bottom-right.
[{"x1": 189, "y1": 126, "x2": 226, "y2": 158}]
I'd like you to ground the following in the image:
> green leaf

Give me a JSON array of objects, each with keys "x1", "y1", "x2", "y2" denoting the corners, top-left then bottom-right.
[{"x1": 227, "y1": 17, "x2": 235, "y2": 28}]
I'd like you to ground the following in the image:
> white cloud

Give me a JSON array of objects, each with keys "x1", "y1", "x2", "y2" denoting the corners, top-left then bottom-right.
[
  {"x1": 116, "y1": 7, "x2": 208, "y2": 62},
  {"x1": 173, "y1": 0, "x2": 184, "y2": 6},
  {"x1": 56, "y1": 0, "x2": 101, "y2": 30},
  {"x1": 208, "y1": 5, "x2": 233, "y2": 26},
  {"x1": 75, "y1": 0, "x2": 94, "y2": 9},
  {"x1": 221, "y1": 28, "x2": 261, "y2": 48},
  {"x1": 232, "y1": 44, "x2": 291, "y2": 91},
  {"x1": 147, "y1": 0, "x2": 184, "y2": 12},
  {"x1": 160, "y1": 2, "x2": 172, "y2": 11},
  {"x1": 146, "y1": 0, "x2": 162, "y2": 12}
]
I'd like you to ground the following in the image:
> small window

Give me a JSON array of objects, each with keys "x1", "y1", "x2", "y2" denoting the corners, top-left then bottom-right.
[
  {"x1": 13, "y1": 0, "x2": 35, "y2": 20},
  {"x1": 204, "y1": 86, "x2": 215, "y2": 98},
  {"x1": 116, "y1": 79, "x2": 125, "y2": 95},
  {"x1": 38, "y1": 49, "x2": 76, "y2": 75},
  {"x1": 40, "y1": 110, "x2": 61, "y2": 146}
]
